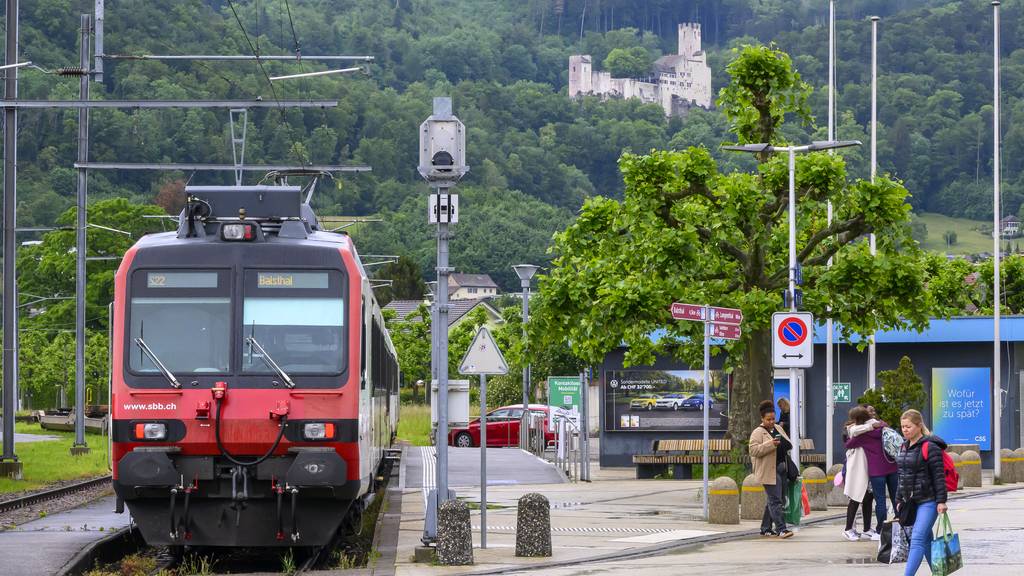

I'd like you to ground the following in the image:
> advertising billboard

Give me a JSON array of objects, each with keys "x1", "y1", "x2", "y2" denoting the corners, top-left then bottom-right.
[
  {"x1": 604, "y1": 369, "x2": 729, "y2": 432},
  {"x1": 931, "y1": 367, "x2": 991, "y2": 451},
  {"x1": 547, "y1": 376, "x2": 582, "y2": 430}
]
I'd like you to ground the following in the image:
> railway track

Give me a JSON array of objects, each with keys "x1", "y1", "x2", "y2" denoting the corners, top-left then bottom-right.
[{"x1": 0, "y1": 475, "x2": 112, "y2": 515}]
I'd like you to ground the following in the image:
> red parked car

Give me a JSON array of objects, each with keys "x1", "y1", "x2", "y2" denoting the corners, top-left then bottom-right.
[{"x1": 448, "y1": 404, "x2": 555, "y2": 448}]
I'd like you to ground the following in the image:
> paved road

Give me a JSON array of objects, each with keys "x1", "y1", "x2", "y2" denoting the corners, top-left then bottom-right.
[
  {"x1": 403, "y1": 446, "x2": 564, "y2": 491},
  {"x1": 508, "y1": 488, "x2": 1024, "y2": 575}
]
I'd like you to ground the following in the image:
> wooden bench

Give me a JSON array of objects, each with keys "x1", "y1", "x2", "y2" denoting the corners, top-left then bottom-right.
[{"x1": 633, "y1": 438, "x2": 824, "y2": 479}]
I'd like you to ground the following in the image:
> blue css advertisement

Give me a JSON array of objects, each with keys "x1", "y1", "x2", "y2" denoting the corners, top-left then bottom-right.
[{"x1": 931, "y1": 367, "x2": 991, "y2": 451}]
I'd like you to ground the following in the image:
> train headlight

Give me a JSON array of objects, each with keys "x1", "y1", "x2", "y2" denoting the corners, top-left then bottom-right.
[
  {"x1": 221, "y1": 223, "x2": 254, "y2": 241},
  {"x1": 303, "y1": 422, "x2": 335, "y2": 440},
  {"x1": 134, "y1": 422, "x2": 167, "y2": 440}
]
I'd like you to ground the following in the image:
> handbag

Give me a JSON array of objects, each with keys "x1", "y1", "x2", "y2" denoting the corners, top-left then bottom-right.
[
  {"x1": 929, "y1": 512, "x2": 963, "y2": 575},
  {"x1": 834, "y1": 469, "x2": 844, "y2": 486},
  {"x1": 801, "y1": 484, "x2": 811, "y2": 516},
  {"x1": 777, "y1": 456, "x2": 799, "y2": 482},
  {"x1": 877, "y1": 520, "x2": 910, "y2": 564},
  {"x1": 897, "y1": 499, "x2": 918, "y2": 526}
]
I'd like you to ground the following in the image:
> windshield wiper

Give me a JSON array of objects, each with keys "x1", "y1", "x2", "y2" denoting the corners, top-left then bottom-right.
[
  {"x1": 134, "y1": 337, "x2": 182, "y2": 389},
  {"x1": 246, "y1": 336, "x2": 296, "y2": 389}
]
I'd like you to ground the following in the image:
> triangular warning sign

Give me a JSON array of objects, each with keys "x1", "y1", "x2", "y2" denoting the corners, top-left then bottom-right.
[{"x1": 458, "y1": 327, "x2": 509, "y2": 375}]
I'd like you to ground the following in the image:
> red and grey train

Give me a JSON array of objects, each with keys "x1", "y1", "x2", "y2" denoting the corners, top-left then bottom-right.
[{"x1": 111, "y1": 185, "x2": 399, "y2": 547}]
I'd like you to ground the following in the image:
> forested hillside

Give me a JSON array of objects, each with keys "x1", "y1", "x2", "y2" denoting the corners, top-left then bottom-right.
[{"x1": 10, "y1": 0, "x2": 1024, "y2": 292}]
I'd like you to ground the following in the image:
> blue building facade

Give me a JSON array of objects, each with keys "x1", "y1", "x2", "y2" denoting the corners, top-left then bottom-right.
[{"x1": 598, "y1": 317, "x2": 1024, "y2": 469}]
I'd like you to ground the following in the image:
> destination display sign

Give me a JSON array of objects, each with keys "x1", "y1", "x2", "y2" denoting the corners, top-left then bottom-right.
[
  {"x1": 147, "y1": 272, "x2": 218, "y2": 289},
  {"x1": 257, "y1": 271, "x2": 330, "y2": 289}
]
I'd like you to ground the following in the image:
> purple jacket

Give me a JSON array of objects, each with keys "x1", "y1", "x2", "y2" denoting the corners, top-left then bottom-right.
[{"x1": 845, "y1": 427, "x2": 898, "y2": 477}]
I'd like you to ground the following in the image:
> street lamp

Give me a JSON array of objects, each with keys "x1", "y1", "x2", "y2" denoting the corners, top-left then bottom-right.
[
  {"x1": 513, "y1": 264, "x2": 539, "y2": 450},
  {"x1": 722, "y1": 140, "x2": 861, "y2": 468}
]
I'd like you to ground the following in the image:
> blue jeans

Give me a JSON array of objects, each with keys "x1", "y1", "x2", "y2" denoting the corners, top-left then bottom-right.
[
  {"x1": 869, "y1": 473, "x2": 899, "y2": 530},
  {"x1": 904, "y1": 500, "x2": 938, "y2": 576}
]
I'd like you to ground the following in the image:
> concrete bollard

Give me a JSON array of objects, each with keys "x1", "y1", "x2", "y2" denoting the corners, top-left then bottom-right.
[
  {"x1": 436, "y1": 499, "x2": 474, "y2": 566},
  {"x1": 960, "y1": 450, "x2": 982, "y2": 488},
  {"x1": 803, "y1": 466, "x2": 828, "y2": 511},
  {"x1": 515, "y1": 493, "x2": 552, "y2": 557},
  {"x1": 708, "y1": 477, "x2": 740, "y2": 525},
  {"x1": 1014, "y1": 448, "x2": 1024, "y2": 483},
  {"x1": 1000, "y1": 449, "x2": 1015, "y2": 484},
  {"x1": 827, "y1": 464, "x2": 847, "y2": 507},
  {"x1": 741, "y1": 474, "x2": 766, "y2": 520}
]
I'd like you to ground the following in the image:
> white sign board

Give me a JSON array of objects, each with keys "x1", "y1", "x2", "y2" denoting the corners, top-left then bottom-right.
[
  {"x1": 458, "y1": 327, "x2": 508, "y2": 375},
  {"x1": 772, "y1": 312, "x2": 814, "y2": 368}
]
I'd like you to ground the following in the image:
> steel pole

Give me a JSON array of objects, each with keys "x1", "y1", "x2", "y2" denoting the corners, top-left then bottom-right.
[
  {"x1": 702, "y1": 307, "x2": 710, "y2": 520},
  {"x1": 479, "y1": 373, "x2": 487, "y2": 549},
  {"x1": 868, "y1": 15, "x2": 879, "y2": 391},
  {"x1": 436, "y1": 192, "x2": 450, "y2": 512},
  {"x1": 580, "y1": 370, "x2": 589, "y2": 481},
  {"x1": 825, "y1": 0, "x2": 836, "y2": 468},
  {"x1": 1, "y1": 0, "x2": 21, "y2": 476},
  {"x1": 520, "y1": 280, "x2": 530, "y2": 449},
  {"x1": 789, "y1": 148, "x2": 801, "y2": 468},
  {"x1": 993, "y1": 0, "x2": 1003, "y2": 481},
  {"x1": 72, "y1": 13, "x2": 91, "y2": 454}
]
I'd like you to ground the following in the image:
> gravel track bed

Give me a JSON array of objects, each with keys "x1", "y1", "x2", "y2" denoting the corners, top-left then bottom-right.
[{"x1": 0, "y1": 480, "x2": 113, "y2": 529}]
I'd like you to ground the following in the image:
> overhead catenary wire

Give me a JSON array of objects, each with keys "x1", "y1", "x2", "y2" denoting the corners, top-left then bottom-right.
[{"x1": 226, "y1": 0, "x2": 281, "y2": 107}]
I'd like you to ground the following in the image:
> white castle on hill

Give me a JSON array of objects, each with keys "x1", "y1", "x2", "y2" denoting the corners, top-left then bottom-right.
[{"x1": 568, "y1": 23, "x2": 712, "y2": 117}]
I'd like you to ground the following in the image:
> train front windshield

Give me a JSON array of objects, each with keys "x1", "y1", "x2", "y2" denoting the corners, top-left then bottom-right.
[
  {"x1": 242, "y1": 270, "x2": 346, "y2": 375},
  {"x1": 129, "y1": 270, "x2": 232, "y2": 374}
]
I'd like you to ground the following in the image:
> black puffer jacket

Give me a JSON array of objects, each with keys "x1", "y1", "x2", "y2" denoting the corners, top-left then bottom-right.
[{"x1": 896, "y1": 435, "x2": 948, "y2": 505}]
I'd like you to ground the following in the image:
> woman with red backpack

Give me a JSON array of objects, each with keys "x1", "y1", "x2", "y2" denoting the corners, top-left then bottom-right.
[{"x1": 895, "y1": 409, "x2": 949, "y2": 576}]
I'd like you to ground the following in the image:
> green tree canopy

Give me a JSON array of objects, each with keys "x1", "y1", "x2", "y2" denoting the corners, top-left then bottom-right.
[
  {"x1": 603, "y1": 47, "x2": 653, "y2": 78},
  {"x1": 532, "y1": 45, "x2": 942, "y2": 439}
]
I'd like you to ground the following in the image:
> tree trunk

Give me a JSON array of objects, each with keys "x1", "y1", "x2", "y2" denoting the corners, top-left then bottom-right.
[{"x1": 728, "y1": 328, "x2": 774, "y2": 443}]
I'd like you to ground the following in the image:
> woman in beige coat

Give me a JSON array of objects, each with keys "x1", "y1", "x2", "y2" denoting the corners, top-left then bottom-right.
[{"x1": 749, "y1": 399, "x2": 794, "y2": 538}]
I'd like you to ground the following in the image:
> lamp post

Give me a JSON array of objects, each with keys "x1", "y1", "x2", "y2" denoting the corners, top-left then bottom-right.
[
  {"x1": 722, "y1": 140, "x2": 861, "y2": 468},
  {"x1": 513, "y1": 264, "x2": 539, "y2": 450},
  {"x1": 868, "y1": 15, "x2": 881, "y2": 392},
  {"x1": 993, "y1": 0, "x2": 1003, "y2": 482}
]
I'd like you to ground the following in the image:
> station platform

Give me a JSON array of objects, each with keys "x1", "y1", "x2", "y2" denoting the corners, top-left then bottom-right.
[
  {"x1": 0, "y1": 495, "x2": 130, "y2": 576},
  {"x1": 393, "y1": 453, "x2": 1016, "y2": 575}
]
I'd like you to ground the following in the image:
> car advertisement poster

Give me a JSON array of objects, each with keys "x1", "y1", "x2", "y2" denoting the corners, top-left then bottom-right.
[
  {"x1": 604, "y1": 369, "x2": 729, "y2": 432},
  {"x1": 932, "y1": 367, "x2": 991, "y2": 451}
]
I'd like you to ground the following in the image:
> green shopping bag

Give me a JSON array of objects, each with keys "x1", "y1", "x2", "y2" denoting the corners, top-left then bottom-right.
[
  {"x1": 929, "y1": 512, "x2": 963, "y2": 575},
  {"x1": 784, "y1": 476, "x2": 803, "y2": 526}
]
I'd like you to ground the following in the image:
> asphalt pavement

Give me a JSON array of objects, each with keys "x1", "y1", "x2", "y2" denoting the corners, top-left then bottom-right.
[
  {"x1": 0, "y1": 495, "x2": 130, "y2": 576},
  {"x1": 503, "y1": 487, "x2": 1024, "y2": 575}
]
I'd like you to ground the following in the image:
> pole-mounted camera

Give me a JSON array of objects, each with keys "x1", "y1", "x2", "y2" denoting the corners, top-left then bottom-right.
[{"x1": 418, "y1": 97, "x2": 468, "y2": 185}]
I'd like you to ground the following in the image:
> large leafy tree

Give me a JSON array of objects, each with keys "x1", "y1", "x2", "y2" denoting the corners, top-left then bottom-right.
[{"x1": 532, "y1": 45, "x2": 940, "y2": 439}]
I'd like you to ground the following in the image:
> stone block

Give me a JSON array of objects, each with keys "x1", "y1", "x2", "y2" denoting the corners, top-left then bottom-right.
[
  {"x1": 1000, "y1": 448, "x2": 1015, "y2": 484},
  {"x1": 0, "y1": 461, "x2": 22, "y2": 480},
  {"x1": 960, "y1": 450, "x2": 982, "y2": 488},
  {"x1": 515, "y1": 493, "x2": 552, "y2": 557},
  {"x1": 947, "y1": 444, "x2": 981, "y2": 456},
  {"x1": 740, "y1": 474, "x2": 765, "y2": 520},
  {"x1": 803, "y1": 466, "x2": 828, "y2": 511},
  {"x1": 1014, "y1": 448, "x2": 1024, "y2": 484},
  {"x1": 708, "y1": 476, "x2": 739, "y2": 525},
  {"x1": 826, "y1": 464, "x2": 847, "y2": 506},
  {"x1": 436, "y1": 499, "x2": 473, "y2": 566}
]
